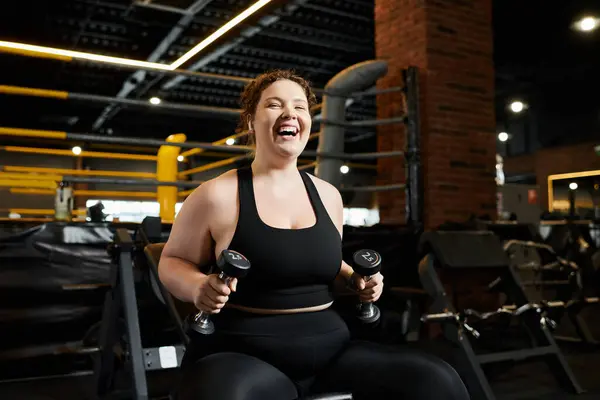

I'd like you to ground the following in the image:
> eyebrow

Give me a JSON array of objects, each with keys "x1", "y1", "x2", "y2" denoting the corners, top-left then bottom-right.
[{"x1": 264, "y1": 96, "x2": 307, "y2": 104}]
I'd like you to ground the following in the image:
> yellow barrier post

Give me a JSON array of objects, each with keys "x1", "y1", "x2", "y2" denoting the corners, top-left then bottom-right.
[{"x1": 157, "y1": 133, "x2": 186, "y2": 222}]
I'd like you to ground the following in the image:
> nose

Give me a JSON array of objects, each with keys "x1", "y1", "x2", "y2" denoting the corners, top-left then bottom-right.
[{"x1": 281, "y1": 103, "x2": 297, "y2": 119}]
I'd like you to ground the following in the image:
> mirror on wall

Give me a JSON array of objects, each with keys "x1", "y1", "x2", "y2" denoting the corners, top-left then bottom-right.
[{"x1": 548, "y1": 170, "x2": 600, "y2": 219}]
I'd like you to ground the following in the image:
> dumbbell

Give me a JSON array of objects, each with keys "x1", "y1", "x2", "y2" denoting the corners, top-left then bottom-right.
[
  {"x1": 188, "y1": 249, "x2": 251, "y2": 335},
  {"x1": 352, "y1": 249, "x2": 382, "y2": 324}
]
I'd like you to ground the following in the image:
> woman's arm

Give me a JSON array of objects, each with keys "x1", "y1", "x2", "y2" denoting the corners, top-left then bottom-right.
[
  {"x1": 158, "y1": 182, "x2": 215, "y2": 304},
  {"x1": 316, "y1": 178, "x2": 384, "y2": 300}
]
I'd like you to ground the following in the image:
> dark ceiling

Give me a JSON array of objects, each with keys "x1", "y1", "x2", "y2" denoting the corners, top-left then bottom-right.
[{"x1": 0, "y1": 0, "x2": 598, "y2": 160}]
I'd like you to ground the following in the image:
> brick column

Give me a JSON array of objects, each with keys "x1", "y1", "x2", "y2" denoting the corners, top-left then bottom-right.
[{"x1": 376, "y1": 0, "x2": 497, "y2": 230}]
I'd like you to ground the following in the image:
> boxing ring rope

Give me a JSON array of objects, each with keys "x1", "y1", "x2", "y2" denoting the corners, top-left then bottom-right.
[
  {"x1": 177, "y1": 132, "x2": 322, "y2": 178},
  {"x1": 0, "y1": 127, "x2": 403, "y2": 160},
  {"x1": 0, "y1": 85, "x2": 242, "y2": 119},
  {"x1": 9, "y1": 188, "x2": 158, "y2": 199},
  {"x1": 0, "y1": 54, "x2": 419, "y2": 225},
  {"x1": 2, "y1": 166, "x2": 156, "y2": 179}
]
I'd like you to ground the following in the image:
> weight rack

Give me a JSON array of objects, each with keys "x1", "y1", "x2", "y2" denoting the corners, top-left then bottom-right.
[{"x1": 417, "y1": 230, "x2": 584, "y2": 400}]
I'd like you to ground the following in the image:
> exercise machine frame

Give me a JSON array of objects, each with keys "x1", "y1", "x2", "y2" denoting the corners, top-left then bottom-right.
[{"x1": 418, "y1": 230, "x2": 584, "y2": 400}]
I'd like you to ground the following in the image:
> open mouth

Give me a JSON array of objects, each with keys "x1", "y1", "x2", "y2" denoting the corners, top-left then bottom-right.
[{"x1": 277, "y1": 126, "x2": 299, "y2": 137}]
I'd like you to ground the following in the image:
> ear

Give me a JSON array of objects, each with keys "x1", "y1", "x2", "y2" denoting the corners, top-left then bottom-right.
[{"x1": 247, "y1": 117, "x2": 253, "y2": 132}]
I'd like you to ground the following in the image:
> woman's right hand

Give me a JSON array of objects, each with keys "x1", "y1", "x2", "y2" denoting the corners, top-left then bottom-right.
[{"x1": 193, "y1": 274, "x2": 238, "y2": 314}]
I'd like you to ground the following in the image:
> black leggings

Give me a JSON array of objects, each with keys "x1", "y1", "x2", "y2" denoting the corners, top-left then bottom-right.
[{"x1": 176, "y1": 308, "x2": 469, "y2": 400}]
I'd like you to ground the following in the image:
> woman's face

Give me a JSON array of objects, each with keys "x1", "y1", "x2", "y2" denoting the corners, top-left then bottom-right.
[{"x1": 251, "y1": 79, "x2": 312, "y2": 160}]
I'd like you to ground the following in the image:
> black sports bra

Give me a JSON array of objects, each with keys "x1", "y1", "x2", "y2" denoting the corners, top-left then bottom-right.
[{"x1": 226, "y1": 167, "x2": 342, "y2": 309}]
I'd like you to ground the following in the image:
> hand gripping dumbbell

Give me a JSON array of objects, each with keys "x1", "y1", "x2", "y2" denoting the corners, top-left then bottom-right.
[
  {"x1": 351, "y1": 249, "x2": 382, "y2": 324},
  {"x1": 188, "y1": 249, "x2": 251, "y2": 335}
]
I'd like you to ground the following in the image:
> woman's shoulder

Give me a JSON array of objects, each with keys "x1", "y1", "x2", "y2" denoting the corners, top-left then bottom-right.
[
  {"x1": 184, "y1": 169, "x2": 238, "y2": 208},
  {"x1": 305, "y1": 173, "x2": 342, "y2": 203},
  {"x1": 304, "y1": 173, "x2": 343, "y2": 224}
]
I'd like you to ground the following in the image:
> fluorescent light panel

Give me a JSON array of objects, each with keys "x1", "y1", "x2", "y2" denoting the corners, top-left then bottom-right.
[{"x1": 0, "y1": 0, "x2": 272, "y2": 71}]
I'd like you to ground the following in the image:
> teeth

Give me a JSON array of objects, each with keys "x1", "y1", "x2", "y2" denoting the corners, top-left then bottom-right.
[{"x1": 278, "y1": 127, "x2": 297, "y2": 135}]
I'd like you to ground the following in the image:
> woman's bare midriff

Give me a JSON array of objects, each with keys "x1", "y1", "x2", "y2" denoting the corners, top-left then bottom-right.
[{"x1": 225, "y1": 301, "x2": 333, "y2": 314}]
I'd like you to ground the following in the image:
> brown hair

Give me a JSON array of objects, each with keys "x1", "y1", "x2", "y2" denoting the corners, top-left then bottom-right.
[{"x1": 236, "y1": 69, "x2": 318, "y2": 148}]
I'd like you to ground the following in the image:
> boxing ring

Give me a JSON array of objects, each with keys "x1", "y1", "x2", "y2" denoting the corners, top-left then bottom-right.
[{"x1": 0, "y1": 47, "x2": 423, "y2": 229}]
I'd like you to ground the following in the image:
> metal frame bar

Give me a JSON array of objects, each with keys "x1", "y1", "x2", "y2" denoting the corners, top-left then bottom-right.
[
  {"x1": 339, "y1": 183, "x2": 405, "y2": 192},
  {"x1": 115, "y1": 229, "x2": 149, "y2": 400},
  {"x1": 61, "y1": 176, "x2": 202, "y2": 188},
  {"x1": 405, "y1": 66, "x2": 424, "y2": 229},
  {"x1": 93, "y1": 0, "x2": 217, "y2": 130},
  {"x1": 418, "y1": 254, "x2": 494, "y2": 400}
]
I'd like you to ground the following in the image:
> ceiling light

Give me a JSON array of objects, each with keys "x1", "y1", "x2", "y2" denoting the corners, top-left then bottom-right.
[
  {"x1": 0, "y1": 0, "x2": 273, "y2": 73},
  {"x1": 569, "y1": 182, "x2": 578, "y2": 190},
  {"x1": 72, "y1": 146, "x2": 82, "y2": 155},
  {"x1": 0, "y1": 40, "x2": 171, "y2": 71},
  {"x1": 575, "y1": 16, "x2": 598, "y2": 32},
  {"x1": 170, "y1": 0, "x2": 273, "y2": 69},
  {"x1": 340, "y1": 165, "x2": 350, "y2": 174},
  {"x1": 149, "y1": 97, "x2": 161, "y2": 105},
  {"x1": 225, "y1": 138, "x2": 235, "y2": 145},
  {"x1": 510, "y1": 101, "x2": 525, "y2": 113},
  {"x1": 498, "y1": 132, "x2": 509, "y2": 142},
  {"x1": 177, "y1": 155, "x2": 184, "y2": 162}
]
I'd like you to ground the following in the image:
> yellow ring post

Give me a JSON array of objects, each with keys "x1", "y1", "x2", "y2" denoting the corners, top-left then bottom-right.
[{"x1": 158, "y1": 133, "x2": 186, "y2": 222}]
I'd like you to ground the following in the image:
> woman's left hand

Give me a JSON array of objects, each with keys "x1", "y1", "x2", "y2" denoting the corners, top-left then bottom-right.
[{"x1": 350, "y1": 272, "x2": 384, "y2": 303}]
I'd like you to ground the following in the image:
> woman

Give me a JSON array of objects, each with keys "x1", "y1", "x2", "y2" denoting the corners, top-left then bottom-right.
[{"x1": 159, "y1": 70, "x2": 470, "y2": 400}]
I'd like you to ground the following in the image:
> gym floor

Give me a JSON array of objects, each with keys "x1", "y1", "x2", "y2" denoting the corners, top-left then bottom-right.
[{"x1": 1, "y1": 344, "x2": 599, "y2": 399}]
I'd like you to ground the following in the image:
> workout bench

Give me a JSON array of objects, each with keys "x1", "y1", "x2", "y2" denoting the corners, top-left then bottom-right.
[{"x1": 96, "y1": 216, "x2": 352, "y2": 400}]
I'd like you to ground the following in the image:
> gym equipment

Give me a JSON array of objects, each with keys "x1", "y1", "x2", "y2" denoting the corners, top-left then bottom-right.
[
  {"x1": 127, "y1": 217, "x2": 353, "y2": 400},
  {"x1": 186, "y1": 249, "x2": 251, "y2": 335},
  {"x1": 94, "y1": 228, "x2": 185, "y2": 400},
  {"x1": 485, "y1": 221, "x2": 600, "y2": 347},
  {"x1": 352, "y1": 249, "x2": 382, "y2": 324},
  {"x1": 418, "y1": 230, "x2": 584, "y2": 400}
]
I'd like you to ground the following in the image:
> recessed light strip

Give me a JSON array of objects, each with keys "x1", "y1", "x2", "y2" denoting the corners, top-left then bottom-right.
[
  {"x1": 0, "y1": 40, "x2": 252, "y2": 83},
  {"x1": 0, "y1": 0, "x2": 273, "y2": 74},
  {"x1": 170, "y1": 0, "x2": 273, "y2": 69},
  {"x1": 0, "y1": 40, "x2": 171, "y2": 70}
]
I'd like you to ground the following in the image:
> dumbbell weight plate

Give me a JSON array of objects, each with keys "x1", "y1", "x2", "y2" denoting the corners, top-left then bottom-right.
[
  {"x1": 218, "y1": 250, "x2": 251, "y2": 278},
  {"x1": 352, "y1": 249, "x2": 382, "y2": 277}
]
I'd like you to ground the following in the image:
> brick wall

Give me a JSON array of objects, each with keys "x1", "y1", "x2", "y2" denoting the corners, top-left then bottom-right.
[
  {"x1": 502, "y1": 153, "x2": 535, "y2": 176},
  {"x1": 375, "y1": 0, "x2": 497, "y2": 230}
]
